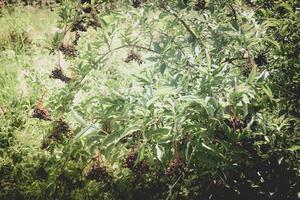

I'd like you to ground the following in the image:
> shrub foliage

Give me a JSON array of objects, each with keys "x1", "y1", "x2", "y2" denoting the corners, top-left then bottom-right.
[{"x1": 0, "y1": 0, "x2": 299, "y2": 199}]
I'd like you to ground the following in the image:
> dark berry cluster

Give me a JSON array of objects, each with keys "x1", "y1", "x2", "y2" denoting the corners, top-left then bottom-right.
[
  {"x1": 227, "y1": 117, "x2": 246, "y2": 133},
  {"x1": 132, "y1": 130, "x2": 142, "y2": 141},
  {"x1": 133, "y1": 160, "x2": 150, "y2": 175},
  {"x1": 50, "y1": 119, "x2": 72, "y2": 140},
  {"x1": 194, "y1": 0, "x2": 206, "y2": 11},
  {"x1": 124, "y1": 151, "x2": 138, "y2": 170},
  {"x1": 165, "y1": 156, "x2": 185, "y2": 176},
  {"x1": 71, "y1": 20, "x2": 87, "y2": 32},
  {"x1": 254, "y1": 54, "x2": 267, "y2": 66},
  {"x1": 123, "y1": 149, "x2": 150, "y2": 174},
  {"x1": 73, "y1": 31, "x2": 81, "y2": 45},
  {"x1": 49, "y1": 68, "x2": 71, "y2": 83},
  {"x1": 59, "y1": 44, "x2": 78, "y2": 58},
  {"x1": 132, "y1": 0, "x2": 142, "y2": 8},
  {"x1": 125, "y1": 51, "x2": 143, "y2": 64},
  {"x1": 86, "y1": 164, "x2": 109, "y2": 181},
  {"x1": 87, "y1": 19, "x2": 101, "y2": 29},
  {"x1": 86, "y1": 155, "x2": 110, "y2": 182},
  {"x1": 36, "y1": 166, "x2": 47, "y2": 180},
  {"x1": 41, "y1": 138, "x2": 51, "y2": 150},
  {"x1": 81, "y1": 0, "x2": 91, "y2": 4},
  {"x1": 32, "y1": 107, "x2": 51, "y2": 121},
  {"x1": 57, "y1": 173, "x2": 73, "y2": 184}
]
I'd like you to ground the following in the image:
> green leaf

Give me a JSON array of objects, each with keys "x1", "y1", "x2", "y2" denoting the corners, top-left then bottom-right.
[
  {"x1": 153, "y1": 42, "x2": 161, "y2": 53},
  {"x1": 71, "y1": 108, "x2": 86, "y2": 126},
  {"x1": 247, "y1": 65, "x2": 257, "y2": 84},
  {"x1": 262, "y1": 85, "x2": 273, "y2": 100},
  {"x1": 288, "y1": 145, "x2": 300, "y2": 152},
  {"x1": 74, "y1": 124, "x2": 99, "y2": 139},
  {"x1": 224, "y1": 124, "x2": 233, "y2": 142},
  {"x1": 146, "y1": 57, "x2": 158, "y2": 62},
  {"x1": 205, "y1": 49, "x2": 211, "y2": 71},
  {"x1": 212, "y1": 65, "x2": 224, "y2": 76},
  {"x1": 156, "y1": 144, "x2": 164, "y2": 162},
  {"x1": 185, "y1": 141, "x2": 190, "y2": 161},
  {"x1": 201, "y1": 143, "x2": 214, "y2": 152},
  {"x1": 138, "y1": 146, "x2": 145, "y2": 162},
  {"x1": 160, "y1": 63, "x2": 167, "y2": 75},
  {"x1": 263, "y1": 38, "x2": 281, "y2": 51},
  {"x1": 257, "y1": 70, "x2": 270, "y2": 82}
]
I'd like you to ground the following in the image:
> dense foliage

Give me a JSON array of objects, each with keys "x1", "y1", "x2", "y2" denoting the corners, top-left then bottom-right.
[{"x1": 0, "y1": 0, "x2": 299, "y2": 199}]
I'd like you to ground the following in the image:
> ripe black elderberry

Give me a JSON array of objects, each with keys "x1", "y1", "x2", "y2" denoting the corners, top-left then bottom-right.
[
  {"x1": 86, "y1": 165, "x2": 109, "y2": 181},
  {"x1": 32, "y1": 107, "x2": 51, "y2": 121},
  {"x1": 41, "y1": 139, "x2": 51, "y2": 150},
  {"x1": 194, "y1": 0, "x2": 206, "y2": 11},
  {"x1": 49, "y1": 68, "x2": 71, "y2": 83},
  {"x1": 135, "y1": 160, "x2": 150, "y2": 174},
  {"x1": 227, "y1": 117, "x2": 246, "y2": 133},
  {"x1": 254, "y1": 54, "x2": 267, "y2": 66},
  {"x1": 124, "y1": 51, "x2": 143, "y2": 64},
  {"x1": 86, "y1": 154, "x2": 110, "y2": 182},
  {"x1": 71, "y1": 20, "x2": 87, "y2": 32},
  {"x1": 132, "y1": 0, "x2": 142, "y2": 8},
  {"x1": 36, "y1": 166, "x2": 47, "y2": 180},
  {"x1": 59, "y1": 44, "x2": 78, "y2": 58},
  {"x1": 50, "y1": 119, "x2": 71, "y2": 140},
  {"x1": 166, "y1": 156, "x2": 185, "y2": 176},
  {"x1": 124, "y1": 151, "x2": 138, "y2": 170}
]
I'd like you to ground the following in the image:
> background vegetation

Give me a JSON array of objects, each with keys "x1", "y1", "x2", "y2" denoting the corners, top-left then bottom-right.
[{"x1": 0, "y1": 0, "x2": 299, "y2": 199}]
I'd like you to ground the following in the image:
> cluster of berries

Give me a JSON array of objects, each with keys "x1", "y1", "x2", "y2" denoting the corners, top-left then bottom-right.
[
  {"x1": 124, "y1": 149, "x2": 150, "y2": 174},
  {"x1": 50, "y1": 119, "x2": 72, "y2": 140},
  {"x1": 71, "y1": 20, "x2": 87, "y2": 32},
  {"x1": 132, "y1": 0, "x2": 142, "y2": 8},
  {"x1": 86, "y1": 164, "x2": 109, "y2": 181},
  {"x1": 254, "y1": 54, "x2": 267, "y2": 66},
  {"x1": 86, "y1": 154, "x2": 110, "y2": 182},
  {"x1": 59, "y1": 43, "x2": 78, "y2": 58},
  {"x1": 41, "y1": 138, "x2": 51, "y2": 150},
  {"x1": 124, "y1": 151, "x2": 138, "y2": 170},
  {"x1": 227, "y1": 117, "x2": 246, "y2": 133},
  {"x1": 124, "y1": 51, "x2": 143, "y2": 64},
  {"x1": 36, "y1": 166, "x2": 47, "y2": 180},
  {"x1": 49, "y1": 68, "x2": 71, "y2": 83},
  {"x1": 194, "y1": 0, "x2": 206, "y2": 11},
  {"x1": 40, "y1": 119, "x2": 72, "y2": 150},
  {"x1": 32, "y1": 101, "x2": 51, "y2": 121},
  {"x1": 165, "y1": 155, "x2": 185, "y2": 176}
]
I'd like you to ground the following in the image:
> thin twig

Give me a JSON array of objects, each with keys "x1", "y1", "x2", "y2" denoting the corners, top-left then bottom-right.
[{"x1": 160, "y1": 3, "x2": 199, "y2": 41}]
